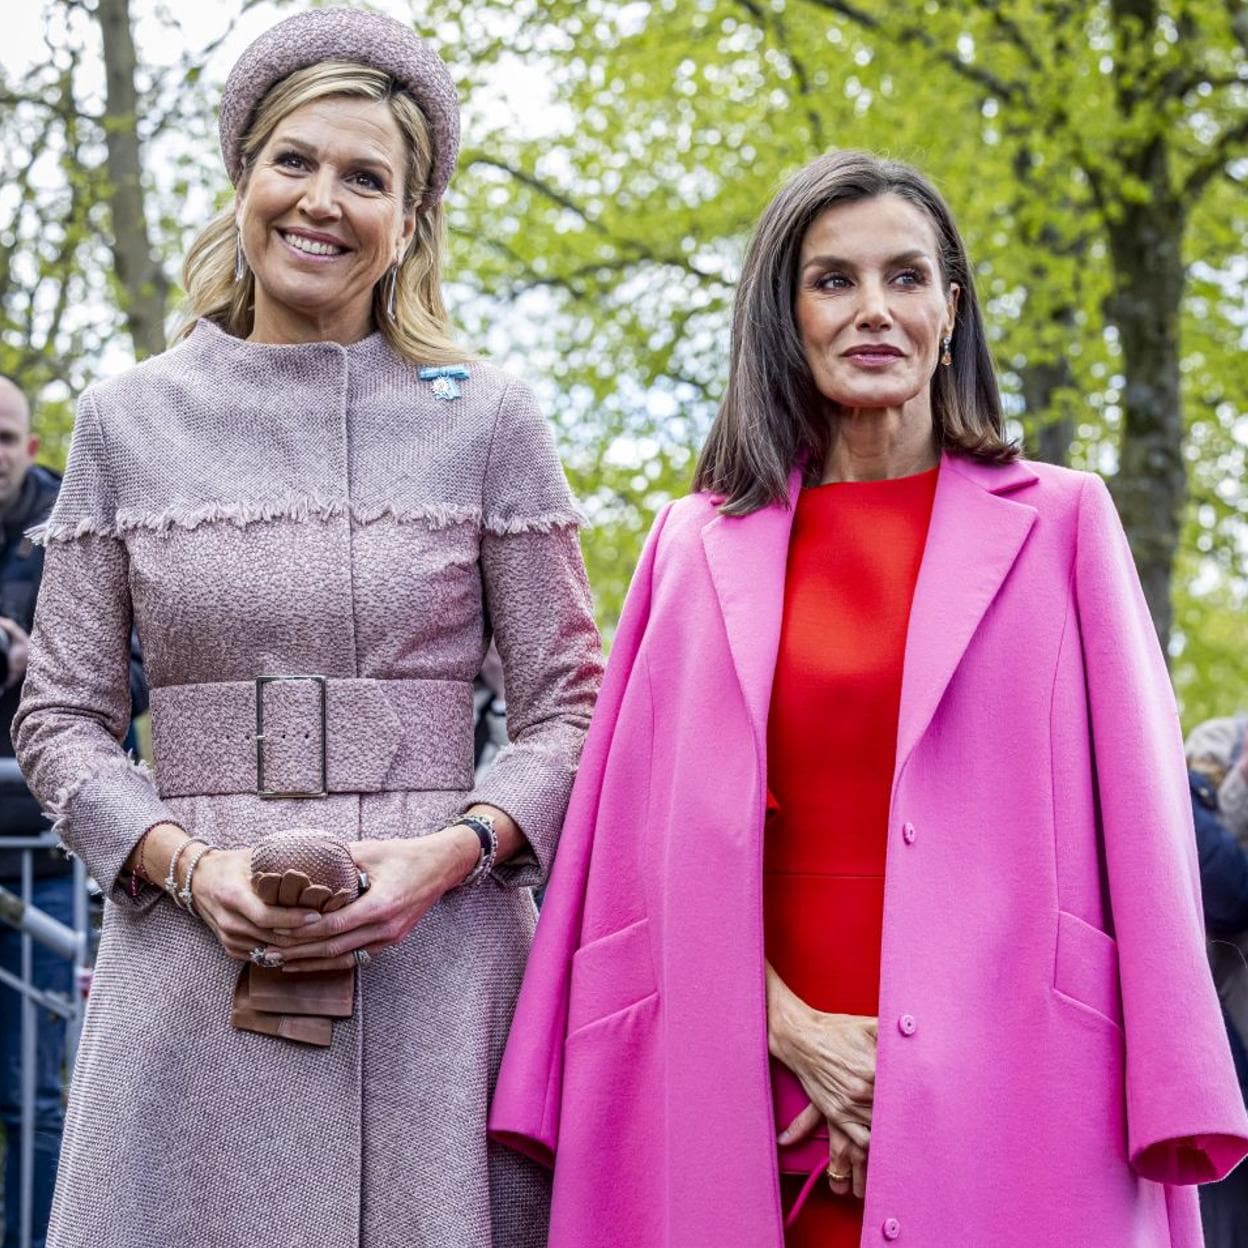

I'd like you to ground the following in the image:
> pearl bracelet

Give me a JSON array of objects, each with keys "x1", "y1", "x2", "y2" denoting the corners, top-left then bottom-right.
[
  {"x1": 164, "y1": 838, "x2": 196, "y2": 909},
  {"x1": 178, "y1": 842, "x2": 215, "y2": 917}
]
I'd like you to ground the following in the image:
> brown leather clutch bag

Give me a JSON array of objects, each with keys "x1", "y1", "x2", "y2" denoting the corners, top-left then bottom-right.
[{"x1": 230, "y1": 829, "x2": 361, "y2": 1047}]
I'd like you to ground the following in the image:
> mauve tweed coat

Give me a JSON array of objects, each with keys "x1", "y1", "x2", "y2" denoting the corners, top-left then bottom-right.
[{"x1": 13, "y1": 318, "x2": 603, "y2": 1248}]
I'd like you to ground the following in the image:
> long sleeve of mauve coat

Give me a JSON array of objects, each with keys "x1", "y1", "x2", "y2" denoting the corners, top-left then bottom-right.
[
  {"x1": 466, "y1": 383, "x2": 600, "y2": 886},
  {"x1": 15, "y1": 391, "x2": 178, "y2": 905}
]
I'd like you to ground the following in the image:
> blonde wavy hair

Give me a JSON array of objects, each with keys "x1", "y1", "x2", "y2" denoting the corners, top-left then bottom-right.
[{"x1": 178, "y1": 62, "x2": 470, "y2": 365}]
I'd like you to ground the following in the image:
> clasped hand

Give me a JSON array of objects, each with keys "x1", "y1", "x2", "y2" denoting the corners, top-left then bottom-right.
[
  {"x1": 192, "y1": 828, "x2": 480, "y2": 970},
  {"x1": 768, "y1": 964, "x2": 877, "y2": 1200}
]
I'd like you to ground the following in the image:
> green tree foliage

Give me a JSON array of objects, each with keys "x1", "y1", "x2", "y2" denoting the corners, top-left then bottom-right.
[
  {"x1": 427, "y1": 0, "x2": 1248, "y2": 725},
  {"x1": 0, "y1": 1, "x2": 251, "y2": 461}
]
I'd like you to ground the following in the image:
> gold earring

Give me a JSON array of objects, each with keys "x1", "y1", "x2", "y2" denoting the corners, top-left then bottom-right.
[{"x1": 941, "y1": 336, "x2": 952, "y2": 367}]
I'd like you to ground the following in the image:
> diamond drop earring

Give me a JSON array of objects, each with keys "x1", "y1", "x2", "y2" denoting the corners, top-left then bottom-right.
[
  {"x1": 941, "y1": 335, "x2": 952, "y2": 367},
  {"x1": 234, "y1": 233, "x2": 247, "y2": 284}
]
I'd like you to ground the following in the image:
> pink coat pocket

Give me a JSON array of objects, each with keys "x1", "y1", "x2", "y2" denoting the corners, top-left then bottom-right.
[
  {"x1": 567, "y1": 917, "x2": 657, "y2": 1038},
  {"x1": 1054, "y1": 910, "x2": 1123, "y2": 1029}
]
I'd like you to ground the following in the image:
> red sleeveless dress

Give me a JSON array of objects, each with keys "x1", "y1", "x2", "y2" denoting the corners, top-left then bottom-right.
[{"x1": 765, "y1": 466, "x2": 939, "y2": 1246}]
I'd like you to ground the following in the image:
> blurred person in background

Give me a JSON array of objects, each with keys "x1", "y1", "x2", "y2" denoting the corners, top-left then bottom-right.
[
  {"x1": 0, "y1": 375, "x2": 68, "y2": 1248},
  {"x1": 472, "y1": 641, "x2": 508, "y2": 778},
  {"x1": 1188, "y1": 717, "x2": 1248, "y2": 1248},
  {"x1": 1190, "y1": 717, "x2": 1248, "y2": 1056},
  {"x1": 491, "y1": 151, "x2": 1248, "y2": 1248},
  {"x1": 0, "y1": 377, "x2": 55, "y2": 753},
  {"x1": 13, "y1": 9, "x2": 600, "y2": 1248},
  {"x1": 0, "y1": 377, "x2": 148, "y2": 1248}
]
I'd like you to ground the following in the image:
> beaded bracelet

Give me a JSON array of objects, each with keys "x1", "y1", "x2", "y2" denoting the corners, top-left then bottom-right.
[
  {"x1": 132, "y1": 822, "x2": 189, "y2": 890},
  {"x1": 164, "y1": 838, "x2": 197, "y2": 909},
  {"x1": 128, "y1": 823, "x2": 160, "y2": 900},
  {"x1": 177, "y1": 842, "x2": 215, "y2": 917}
]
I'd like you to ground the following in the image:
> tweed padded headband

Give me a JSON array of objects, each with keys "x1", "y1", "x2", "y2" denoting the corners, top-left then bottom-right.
[{"x1": 218, "y1": 7, "x2": 460, "y2": 205}]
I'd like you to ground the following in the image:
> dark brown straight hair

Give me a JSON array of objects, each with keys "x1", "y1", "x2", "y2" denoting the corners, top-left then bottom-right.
[{"x1": 694, "y1": 150, "x2": 1018, "y2": 514}]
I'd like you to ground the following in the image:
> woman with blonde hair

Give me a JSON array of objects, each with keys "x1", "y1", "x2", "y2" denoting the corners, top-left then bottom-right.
[{"x1": 15, "y1": 9, "x2": 600, "y2": 1247}]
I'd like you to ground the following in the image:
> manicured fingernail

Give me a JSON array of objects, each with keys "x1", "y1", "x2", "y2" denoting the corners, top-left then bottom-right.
[{"x1": 303, "y1": 913, "x2": 320, "y2": 925}]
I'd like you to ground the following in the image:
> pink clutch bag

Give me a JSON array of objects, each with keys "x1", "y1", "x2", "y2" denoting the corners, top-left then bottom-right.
[{"x1": 772, "y1": 1061, "x2": 831, "y2": 1229}]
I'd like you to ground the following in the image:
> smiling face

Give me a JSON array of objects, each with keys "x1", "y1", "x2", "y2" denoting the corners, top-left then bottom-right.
[
  {"x1": 795, "y1": 193, "x2": 958, "y2": 422},
  {"x1": 235, "y1": 94, "x2": 417, "y2": 343}
]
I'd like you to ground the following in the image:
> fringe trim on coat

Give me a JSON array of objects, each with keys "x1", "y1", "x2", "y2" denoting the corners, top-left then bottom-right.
[
  {"x1": 30, "y1": 495, "x2": 587, "y2": 545},
  {"x1": 46, "y1": 755, "x2": 157, "y2": 840}
]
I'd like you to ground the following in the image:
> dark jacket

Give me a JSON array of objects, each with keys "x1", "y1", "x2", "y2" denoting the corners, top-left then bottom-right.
[
  {"x1": 1, "y1": 464, "x2": 61, "y2": 755},
  {"x1": 1193, "y1": 770, "x2": 1248, "y2": 932},
  {"x1": 1191, "y1": 769, "x2": 1248, "y2": 1098},
  {"x1": 1, "y1": 464, "x2": 146, "y2": 879}
]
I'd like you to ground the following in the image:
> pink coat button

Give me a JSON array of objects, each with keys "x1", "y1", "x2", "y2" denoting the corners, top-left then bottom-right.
[
  {"x1": 898, "y1": 1014, "x2": 917, "y2": 1036},
  {"x1": 882, "y1": 1217, "x2": 901, "y2": 1240},
  {"x1": 902, "y1": 822, "x2": 917, "y2": 844}
]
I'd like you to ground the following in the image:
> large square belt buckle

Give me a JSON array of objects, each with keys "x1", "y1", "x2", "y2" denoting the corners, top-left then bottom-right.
[{"x1": 255, "y1": 675, "x2": 329, "y2": 799}]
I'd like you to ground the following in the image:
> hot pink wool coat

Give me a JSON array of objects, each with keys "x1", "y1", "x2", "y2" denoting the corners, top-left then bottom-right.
[{"x1": 490, "y1": 452, "x2": 1248, "y2": 1247}]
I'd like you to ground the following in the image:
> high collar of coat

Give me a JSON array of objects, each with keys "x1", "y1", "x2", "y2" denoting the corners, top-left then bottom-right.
[
  {"x1": 188, "y1": 316, "x2": 399, "y2": 373},
  {"x1": 700, "y1": 449, "x2": 1040, "y2": 777}
]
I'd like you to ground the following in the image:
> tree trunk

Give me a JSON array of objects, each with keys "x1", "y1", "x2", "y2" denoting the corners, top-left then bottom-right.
[
  {"x1": 1103, "y1": 146, "x2": 1187, "y2": 656},
  {"x1": 1032, "y1": 412, "x2": 1074, "y2": 467},
  {"x1": 1020, "y1": 324, "x2": 1075, "y2": 467},
  {"x1": 96, "y1": 0, "x2": 167, "y2": 359}
]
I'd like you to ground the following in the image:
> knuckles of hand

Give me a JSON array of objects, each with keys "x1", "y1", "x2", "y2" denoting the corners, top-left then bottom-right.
[{"x1": 846, "y1": 1077, "x2": 872, "y2": 1103}]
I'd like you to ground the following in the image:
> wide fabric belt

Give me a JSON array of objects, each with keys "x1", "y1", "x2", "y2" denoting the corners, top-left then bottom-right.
[{"x1": 149, "y1": 676, "x2": 476, "y2": 799}]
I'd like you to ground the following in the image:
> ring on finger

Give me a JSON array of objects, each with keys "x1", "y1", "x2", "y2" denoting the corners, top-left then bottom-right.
[
  {"x1": 827, "y1": 1167, "x2": 851, "y2": 1183},
  {"x1": 249, "y1": 946, "x2": 282, "y2": 968},
  {"x1": 353, "y1": 948, "x2": 371, "y2": 968}
]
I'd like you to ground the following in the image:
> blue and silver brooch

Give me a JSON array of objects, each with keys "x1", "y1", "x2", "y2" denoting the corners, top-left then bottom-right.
[{"x1": 419, "y1": 365, "x2": 470, "y2": 401}]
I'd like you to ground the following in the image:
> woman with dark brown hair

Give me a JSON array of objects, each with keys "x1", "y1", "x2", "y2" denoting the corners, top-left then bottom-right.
[{"x1": 489, "y1": 150, "x2": 1248, "y2": 1247}]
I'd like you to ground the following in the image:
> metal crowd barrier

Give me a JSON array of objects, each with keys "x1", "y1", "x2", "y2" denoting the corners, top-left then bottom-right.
[{"x1": 0, "y1": 757, "x2": 90, "y2": 1248}]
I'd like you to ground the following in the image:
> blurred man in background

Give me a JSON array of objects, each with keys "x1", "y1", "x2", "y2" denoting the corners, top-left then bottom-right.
[
  {"x1": 0, "y1": 378, "x2": 57, "y2": 753},
  {"x1": 0, "y1": 375, "x2": 69, "y2": 1248}
]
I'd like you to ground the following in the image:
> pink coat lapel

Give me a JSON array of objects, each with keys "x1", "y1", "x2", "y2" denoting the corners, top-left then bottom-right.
[
  {"x1": 699, "y1": 470, "x2": 802, "y2": 750},
  {"x1": 700, "y1": 454, "x2": 1040, "y2": 774},
  {"x1": 895, "y1": 453, "x2": 1038, "y2": 772}
]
